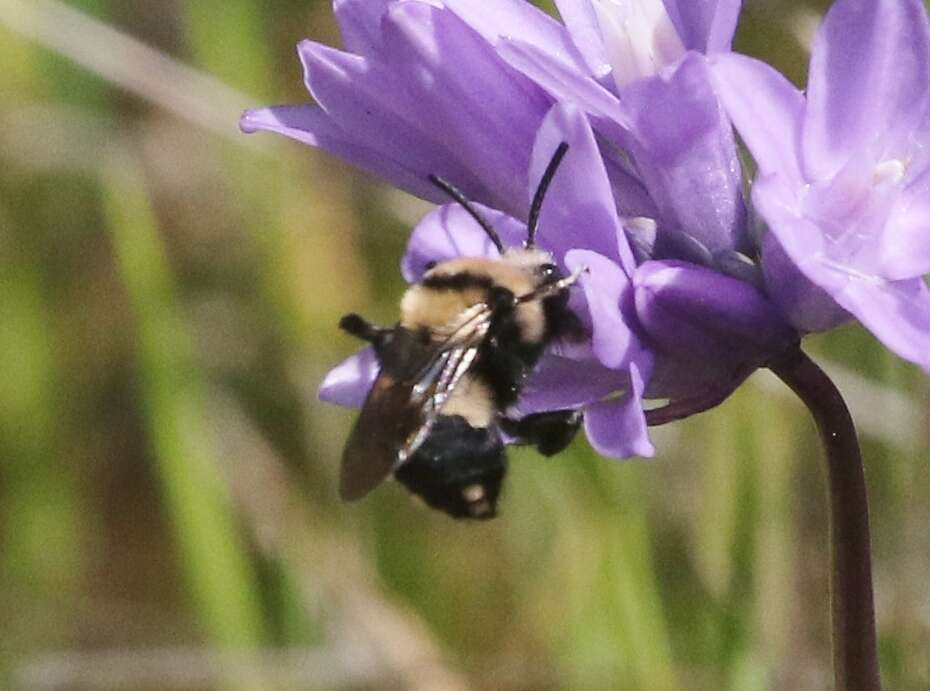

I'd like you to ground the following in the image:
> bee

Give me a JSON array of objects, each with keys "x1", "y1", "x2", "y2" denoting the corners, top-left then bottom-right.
[{"x1": 338, "y1": 142, "x2": 585, "y2": 519}]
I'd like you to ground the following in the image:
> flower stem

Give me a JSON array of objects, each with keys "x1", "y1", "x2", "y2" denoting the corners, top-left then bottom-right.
[{"x1": 768, "y1": 345, "x2": 881, "y2": 691}]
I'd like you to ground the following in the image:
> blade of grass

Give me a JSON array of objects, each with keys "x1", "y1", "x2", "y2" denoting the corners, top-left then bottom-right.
[
  {"x1": 546, "y1": 448, "x2": 677, "y2": 691},
  {"x1": 0, "y1": 0, "x2": 258, "y2": 147},
  {"x1": 101, "y1": 150, "x2": 267, "y2": 660},
  {"x1": 606, "y1": 468, "x2": 678, "y2": 691},
  {"x1": 182, "y1": 0, "x2": 274, "y2": 99},
  {"x1": 0, "y1": 250, "x2": 85, "y2": 674},
  {"x1": 180, "y1": 0, "x2": 366, "y2": 348},
  {"x1": 697, "y1": 386, "x2": 762, "y2": 682},
  {"x1": 746, "y1": 375, "x2": 800, "y2": 687}
]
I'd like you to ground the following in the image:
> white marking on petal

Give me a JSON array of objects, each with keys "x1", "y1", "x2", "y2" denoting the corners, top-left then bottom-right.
[
  {"x1": 625, "y1": 216, "x2": 658, "y2": 233},
  {"x1": 591, "y1": 0, "x2": 685, "y2": 89},
  {"x1": 816, "y1": 255, "x2": 884, "y2": 286},
  {"x1": 873, "y1": 159, "x2": 906, "y2": 185}
]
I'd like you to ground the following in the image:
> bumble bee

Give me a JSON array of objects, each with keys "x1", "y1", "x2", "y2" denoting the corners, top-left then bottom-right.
[{"x1": 338, "y1": 142, "x2": 584, "y2": 519}]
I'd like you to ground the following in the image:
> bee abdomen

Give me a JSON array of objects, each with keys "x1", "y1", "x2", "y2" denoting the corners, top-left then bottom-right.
[{"x1": 394, "y1": 415, "x2": 506, "y2": 520}]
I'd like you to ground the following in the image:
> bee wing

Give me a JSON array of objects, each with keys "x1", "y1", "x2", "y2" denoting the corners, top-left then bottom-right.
[
  {"x1": 400, "y1": 303, "x2": 492, "y2": 460},
  {"x1": 398, "y1": 344, "x2": 481, "y2": 462},
  {"x1": 338, "y1": 369, "x2": 428, "y2": 501},
  {"x1": 338, "y1": 305, "x2": 493, "y2": 501}
]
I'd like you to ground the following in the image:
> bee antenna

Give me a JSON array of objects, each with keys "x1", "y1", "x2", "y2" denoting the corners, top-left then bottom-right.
[
  {"x1": 526, "y1": 142, "x2": 569, "y2": 248},
  {"x1": 427, "y1": 175, "x2": 505, "y2": 254}
]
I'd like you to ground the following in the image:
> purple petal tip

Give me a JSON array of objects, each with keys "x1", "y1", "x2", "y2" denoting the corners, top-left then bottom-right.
[{"x1": 239, "y1": 109, "x2": 261, "y2": 134}]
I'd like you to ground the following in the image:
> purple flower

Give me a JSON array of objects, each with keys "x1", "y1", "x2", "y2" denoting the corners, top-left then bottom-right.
[
  {"x1": 437, "y1": 0, "x2": 749, "y2": 259},
  {"x1": 240, "y1": 0, "x2": 554, "y2": 219},
  {"x1": 241, "y1": 0, "x2": 748, "y2": 258},
  {"x1": 321, "y1": 102, "x2": 656, "y2": 458},
  {"x1": 431, "y1": 0, "x2": 800, "y2": 410},
  {"x1": 242, "y1": 0, "x2": 797, "y2": 457},
  {"x1": 468, "y1": 0, "x2": 796, "y2": 410},
  {"x1": 710, "y1": 0, "x2": 930, "y2": 371},
  {"x1": 633, "y1": 259, "x2": 794, "y2": 421}
]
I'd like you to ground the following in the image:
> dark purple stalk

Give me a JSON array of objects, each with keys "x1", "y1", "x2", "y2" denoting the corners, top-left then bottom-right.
[{"x1": 768, "y1": 345, "x2": 881, "y2": 691}]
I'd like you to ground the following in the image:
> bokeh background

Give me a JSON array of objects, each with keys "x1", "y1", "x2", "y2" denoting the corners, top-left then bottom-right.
[{"x1": 1, "y1": 0, "x2": 928, "y2": 689}]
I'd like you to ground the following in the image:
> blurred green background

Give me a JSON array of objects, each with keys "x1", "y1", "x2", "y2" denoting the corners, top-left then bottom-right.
[{"x1": 1, "y1": 0, "x2": 927, "y2": 689}]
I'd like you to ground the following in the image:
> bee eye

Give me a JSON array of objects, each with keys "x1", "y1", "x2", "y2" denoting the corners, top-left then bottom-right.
[
  {"x1": 424, "y1": 261, "x2": 437, "y2": 271},
  {"x1": 537, "y1": 263, "x2": 559, "y2": 282}
]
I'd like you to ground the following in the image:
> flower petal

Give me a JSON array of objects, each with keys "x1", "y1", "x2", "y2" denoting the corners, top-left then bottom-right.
[
  {"x1": 565, "y1": 249, "x2": 636, "y2": 369},
  {"x1": 333, "y1": 0, "x2": 392, "y2": 55},
  {"x1": 517, "y1": 350, "x2": 630, "y2": 414},
  {"x1": 583, "y1": 362, "x2": 654, "y2": 458},
  {"x1": 240, "y1": 105, "x2": 441, "y2": 200},
  {"x1": 802, "y1": 0, "x2": 930, "y2": 181},
  {"x1": 754, "y1": 175, "x2": 930, "y2": 370},
  {"x1": 380, "y1": 2, "x2": 552, "y2": 216},
  {"x1": 644, "y1": 363, "x2": 750, "y2": 424},
  {"x1": 708, "y1": 52, "x2": 805, "y2": 187},
  {"x1": 662, "y1": 0, "x2": 741, "y2": 53},
  {"x1": 585, "y1": 0, "x2": 685, "y2": 89},
  {"x1": 553, "y1": 0, "x2": 612, "y2": 79},
  {"x1": 296, "y1": 41, "x2": 485, "y2": 200},
  {"x1": 621, "y1": 53, "x2": 749, "y2": 254},
  {"x1": 292, "y1": 4, "x2": 551, "y2": 217},
  {"x1": 760, "y1": 232, "x2": 852, "y2": 333},
  {"x1": 530, "y1": 102, "x2": 636, "y2": 270},
  {"x1": 319, "y1": 348, "x2": 380, "y2": 408},
  {"x1": 400, "y1": 203, "x2": 526, "y2": 281},
  {"x1": 443, "y1": 0, "x2": 591, "y2": 74},
  {"x1": 753, "y1": 174, "x2": 848, "y2": 322},
  {"x1": 497, "y1": 38, "x2": 632, "y2": 138},
  {"x1": 602, "y1": 150, "x2": 661, "y2": 220},
  {"x1": 836, "y1": 276, "x2": 930, "y2": 373},
  {"x1": 633, "y1": 259, "x2": 795, "y2": 362},
  {"x1": 879, "y1": 169, "x2": 930, "y2": 280}
]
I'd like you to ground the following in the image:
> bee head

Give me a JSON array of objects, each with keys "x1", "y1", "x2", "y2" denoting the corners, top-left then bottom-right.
[{"x1": 499, "y1": 247, "x2": 565, "y2": 290}]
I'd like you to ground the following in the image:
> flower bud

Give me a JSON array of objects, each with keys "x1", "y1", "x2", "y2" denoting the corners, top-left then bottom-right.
[{"x1": 633, "y1": 260, "x2": 796, "y2": 362}]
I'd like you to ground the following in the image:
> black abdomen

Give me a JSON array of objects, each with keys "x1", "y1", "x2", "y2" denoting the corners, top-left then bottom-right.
[{"x1": 394, "y1": 415, "x2": 505, "y2": 519}]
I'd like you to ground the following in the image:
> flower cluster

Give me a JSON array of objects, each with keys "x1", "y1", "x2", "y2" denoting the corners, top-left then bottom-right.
[{"x1": 243, "y1": 0, "x2": 930, "y2": 458}]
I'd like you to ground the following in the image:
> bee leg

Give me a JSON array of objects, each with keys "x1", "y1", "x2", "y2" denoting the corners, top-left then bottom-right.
[
  {"x1": 339, "y1": 313, "x2": 393, "y2": 355},
  {"x1": 502, "y1": 409, "x2": 583, "y2": 456}
]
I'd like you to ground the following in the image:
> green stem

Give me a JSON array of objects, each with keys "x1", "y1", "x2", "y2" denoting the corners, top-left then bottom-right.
[{"x1": 768, "y1": 346, "x2": 881, "y2": 691}]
